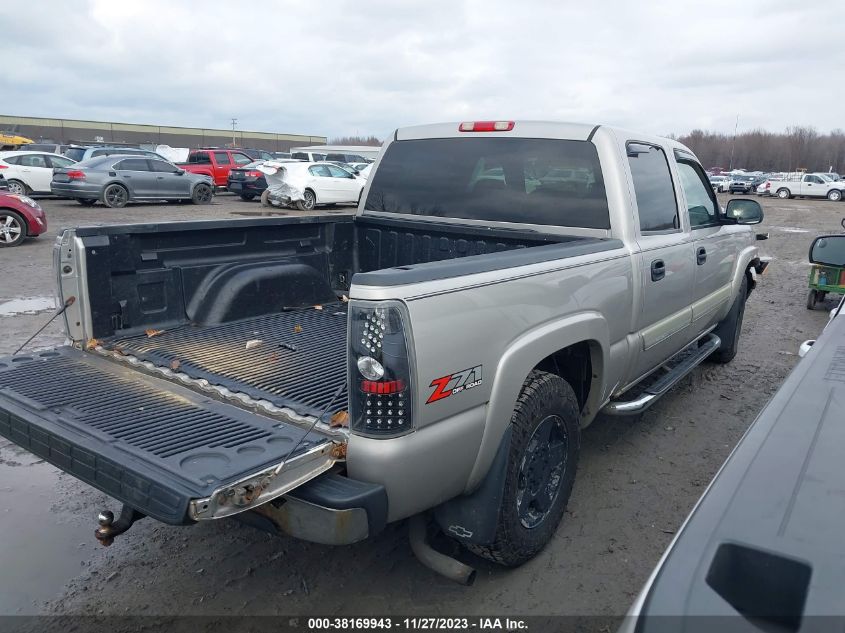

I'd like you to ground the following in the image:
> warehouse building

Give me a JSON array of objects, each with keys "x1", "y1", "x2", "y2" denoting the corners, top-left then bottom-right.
[{"x1": 0, "y1": 114, "x2": 326, "y2": 152}]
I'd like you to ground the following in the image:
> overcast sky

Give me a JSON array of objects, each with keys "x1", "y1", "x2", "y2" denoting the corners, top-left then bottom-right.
[{"x1": 1, "y1": 0, "x2": 841, "y2": 140}]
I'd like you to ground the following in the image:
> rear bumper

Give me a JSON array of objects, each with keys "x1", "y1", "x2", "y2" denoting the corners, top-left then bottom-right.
[
  {"x1": 238, "y1": 472, "x2": 388, "y2": 544},
  {"x1": 226, "y1": 180, "x2": 266, "y2": 195},
  {"x1": 51, "y1": 182, "x2": 101, "y2": 198}
]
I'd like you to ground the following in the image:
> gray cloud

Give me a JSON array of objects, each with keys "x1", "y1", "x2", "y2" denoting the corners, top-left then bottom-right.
[{"x1": 1, "y1": 0, "x2": 842, "y2": 139}]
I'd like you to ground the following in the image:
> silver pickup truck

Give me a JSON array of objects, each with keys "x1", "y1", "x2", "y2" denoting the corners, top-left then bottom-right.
[{"x1": 0, "y1": 120, "x2": 766, "y2": 581}]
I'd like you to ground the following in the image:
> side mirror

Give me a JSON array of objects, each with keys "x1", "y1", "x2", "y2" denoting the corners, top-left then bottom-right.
[
  {"x1": 724, "y1": 198, "x2": 763, "y2": 225},
  {"x1": 809, "y1": 235, "x2": 845, "y2": 267},
  {"x1": 174, "y1": 169, "x2": 185, "y2": 175}
]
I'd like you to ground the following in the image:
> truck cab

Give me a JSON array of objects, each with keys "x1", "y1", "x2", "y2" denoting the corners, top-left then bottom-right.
[{"x1": 179, "y1": 149, "x2": 253, "y2": 187}]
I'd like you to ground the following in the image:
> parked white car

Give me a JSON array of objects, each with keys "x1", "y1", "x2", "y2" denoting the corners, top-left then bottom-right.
[
  {"x1": 0, "y1": 151, "x2": 77, "y2": 195},
  {"x1": 258, "y1": 161, "x2": 365, "y2": 210},
  {"x1": 708, "y1": 175, "x2": 729, "y2": 192}
]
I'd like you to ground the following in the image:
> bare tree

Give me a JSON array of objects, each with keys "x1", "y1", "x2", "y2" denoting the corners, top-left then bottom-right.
[
  {"x1": 675, "y1": 126, "x2": 844, "y2": 173},
  {"x1": 329, "y1": 135, "x2": 382, "y2": 146}
]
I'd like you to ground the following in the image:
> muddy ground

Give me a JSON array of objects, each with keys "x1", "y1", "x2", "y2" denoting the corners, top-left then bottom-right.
[{"x1": 0, "y1": 193, "x2": 839, "y2": 624}]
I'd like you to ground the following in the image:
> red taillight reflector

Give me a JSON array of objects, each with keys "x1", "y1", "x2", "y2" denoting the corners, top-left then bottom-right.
[
  {"x1": 247, "y1": 171, "x2": 262, "y2": 178},
  {"x1": 0, "y1": 164, "x2": 7, "y2": 169},
  {"x1": 66, "y1": 170, "x2": 86, "y2": 180},
  {"x1": 361, "y1": 379, "x2": 406, "y2": 394},
  {"x1": 458, "y1": 121, "x2": 515, "y2": 132}
]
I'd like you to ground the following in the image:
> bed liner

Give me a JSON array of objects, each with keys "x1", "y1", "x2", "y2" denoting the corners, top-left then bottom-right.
[{"x1": 103, "y1": 305, "x2": 349, "y2": 419}]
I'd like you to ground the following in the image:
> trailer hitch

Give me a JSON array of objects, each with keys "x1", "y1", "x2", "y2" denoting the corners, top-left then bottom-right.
[{"x1": 95, "y1": 505, "x2": 146, "y2": 546}]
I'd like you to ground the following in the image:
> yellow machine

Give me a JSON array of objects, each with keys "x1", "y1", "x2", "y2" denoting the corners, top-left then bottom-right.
[{"x1": 0, "y1": 133, "x2": 34, "y2": 149}]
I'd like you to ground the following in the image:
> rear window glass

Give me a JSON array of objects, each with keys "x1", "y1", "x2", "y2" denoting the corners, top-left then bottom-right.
[
  {"x1": 64, "y1": 148, "x2": 86, "y2": 162},
  {"x1": 364, "y1": 138, "x2": 610, "y2": 229}
]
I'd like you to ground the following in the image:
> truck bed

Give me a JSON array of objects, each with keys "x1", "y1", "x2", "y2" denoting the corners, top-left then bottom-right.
[{"x1": 103, "y1": 304, "x2": 349, "y2": 419}]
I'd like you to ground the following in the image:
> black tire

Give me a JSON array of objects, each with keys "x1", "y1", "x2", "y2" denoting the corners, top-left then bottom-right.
[
  {"x1": 806, "y1": 289, "x2": 818, "y2": 310},
  {"x1": 295, "y1": 189, "x2": 316, "y2": 211},
  {"x1": 710, "y1": 274, "x2": 748, "y2": 363},
  {"x1": 828, "y1": 189, "x2": 842, "y2": 202},
  {"x1": 0, "y1": 209, "x2": 27, "y2": 247},
  {"x1": 776, "y1": 188, "x2": 791, "y2": 199},
  {"x1": 192, "y1": 183, "x2": 213, "y2": 205},
  {"x1": 239, "y1": 193, "x2": 255, "y2": 201},
  {"x1": 102, "y1": 184, "x2": 129, "y2": 208},
  {"x1": 6, "y1": 179, "x2": 28, "y2": 196},
  {"x1": 76, "y1": 198, "x2": 97, "y2": 206},
  {"x1": 466, "y1": 371, "x2": 580, "y2": 567}
]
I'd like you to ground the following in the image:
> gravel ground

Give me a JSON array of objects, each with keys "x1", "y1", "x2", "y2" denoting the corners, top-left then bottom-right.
[{"x1": 0, "y1": 193, "x2": 839, "y2": 624}]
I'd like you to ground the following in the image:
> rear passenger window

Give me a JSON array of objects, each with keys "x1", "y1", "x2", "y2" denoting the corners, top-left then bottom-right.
[
  {"x1": 677, "y1": 162, "x2": 718, "y2": 228},
  {"x1": 213, "y1": 152, "x2": 231, "y2": 166},
  {"x1": 115, "y1": 159, "x2": 150, "y2": 171},
  {"x1": 627, "y1": 143, "x2": 678, "y2": 232}
]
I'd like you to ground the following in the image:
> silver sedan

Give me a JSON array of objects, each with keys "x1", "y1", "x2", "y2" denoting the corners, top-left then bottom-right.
[{"x1": 51, "y1": 155, "x2": 213, "y2": 208}]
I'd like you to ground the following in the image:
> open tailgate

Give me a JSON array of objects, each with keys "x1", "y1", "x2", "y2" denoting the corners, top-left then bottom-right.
[{"x1": 0, "y1": 347, "x2": 337, "y2": 525}]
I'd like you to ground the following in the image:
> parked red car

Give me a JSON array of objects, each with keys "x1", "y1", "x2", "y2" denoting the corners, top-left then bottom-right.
[
  {"x1": 177, "y1": 149, "x2": 253, "y2": 188},
  {"x1": 0, "y1": 192, "x2": 47, "y2": 247}
]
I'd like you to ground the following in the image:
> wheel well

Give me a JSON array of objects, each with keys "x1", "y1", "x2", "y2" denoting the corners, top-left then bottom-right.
[{"x1": 533, "y1": 341, "x2": 595, "y2": 411}]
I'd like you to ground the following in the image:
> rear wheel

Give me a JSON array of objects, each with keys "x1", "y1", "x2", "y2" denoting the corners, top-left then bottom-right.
[
  {"x1": 239, "y1": 193, "x2": 255, "y2": 201},
  {"x1": 776, "y1": 188, "x2": 791, "y2": 199},
  {"x1": 295, "y1": 189, "x2": 316, "y2": 211},
  {"x1": 466, "y1": 371, "x2": 580, "y2": 567},
  {"x1": 6, "y1": 180, "x2": 27, "y2": 196},
  {"x1": 827, "y1": 189, "x2": 842, "y2": 202},
  {"x1": 102, "y1": 184, "x2": 129, "y2": 208},
  {"x1": 0, "y1": 210, "x2": 26, "y2": 247},
  {"x1": 192, "y1": 183, "x2": 213, "y2": 205},
  {"x1": 76, "y1": 198, "x2": 96, "y2": 206}
]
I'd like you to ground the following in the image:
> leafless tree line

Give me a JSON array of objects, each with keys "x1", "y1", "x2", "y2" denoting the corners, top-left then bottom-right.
[
  {"x1": 673, "y1": 127, "x2": 845, "y2": 173},
  {"x1": 329, "y1": 135, "x2": 382, "y2": 146}
]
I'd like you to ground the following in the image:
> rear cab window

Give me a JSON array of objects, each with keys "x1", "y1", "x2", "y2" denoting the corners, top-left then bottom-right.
[
  {"x1": 190, "y1": 152, "x2": 211, "y2": 164},
  {"x1": 626, "y1": 142, "x2": 679, "y2": 233},
  {"x1": 364, "y1": 137, "x2": 610, "y2": 229}
]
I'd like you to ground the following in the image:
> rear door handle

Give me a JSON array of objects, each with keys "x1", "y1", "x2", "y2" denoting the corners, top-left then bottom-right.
[
  {"x1": 651, "y1": 259, "x2": 666, "y2": 281},
  {"x1": 697, "y1": 247, "x2": 707, "y2": 265}
]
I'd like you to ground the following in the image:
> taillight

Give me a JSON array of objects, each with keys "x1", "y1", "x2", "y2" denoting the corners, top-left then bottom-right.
[
  {"x1": 459, "y1": 121, "x2": 515, "y2": 132},
  {"x1": 66, "y1": 170, "x2": 86, "y2": 180},
  {"x1": 348, "y1": 302, "x2": 413, "y2": 438},
  {"x1": 0, "y1": 164, "x2": 7, "y2": 169},
  {"x1": 765, "y1": 181, "x2": 770, "y2": 189},
  {"x1": 246, "y1": 170, "x2": 262, "y2": 178}
]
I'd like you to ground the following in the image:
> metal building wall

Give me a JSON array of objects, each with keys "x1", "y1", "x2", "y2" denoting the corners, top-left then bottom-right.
[{"x1": 0, "y1": 115, "x2": 326, "y2": 152}]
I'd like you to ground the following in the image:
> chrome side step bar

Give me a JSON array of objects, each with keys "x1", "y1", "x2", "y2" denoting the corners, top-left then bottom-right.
[{"x1": 602, "y1": 334, "x2": 721, "y2": 416}]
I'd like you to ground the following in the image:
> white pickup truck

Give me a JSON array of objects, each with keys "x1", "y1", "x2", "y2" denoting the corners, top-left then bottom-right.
[{"x1": 769, "y1": 173, "x2": 845, "y2": 201}]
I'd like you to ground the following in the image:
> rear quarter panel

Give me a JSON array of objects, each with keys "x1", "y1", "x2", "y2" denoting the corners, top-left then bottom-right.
[{"x1": 346, "y1": 250, "x2": 633, "y2": 520}]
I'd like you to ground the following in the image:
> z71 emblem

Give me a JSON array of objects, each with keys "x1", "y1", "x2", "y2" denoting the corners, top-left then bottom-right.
[{"x1": 426, "y1": 365, "x2": 483, "y2": 404}]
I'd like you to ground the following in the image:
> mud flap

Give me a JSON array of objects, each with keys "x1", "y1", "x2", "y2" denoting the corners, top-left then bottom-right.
[{"x1": 433, "y1": 426, "x2": 512, "y2": 545}]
